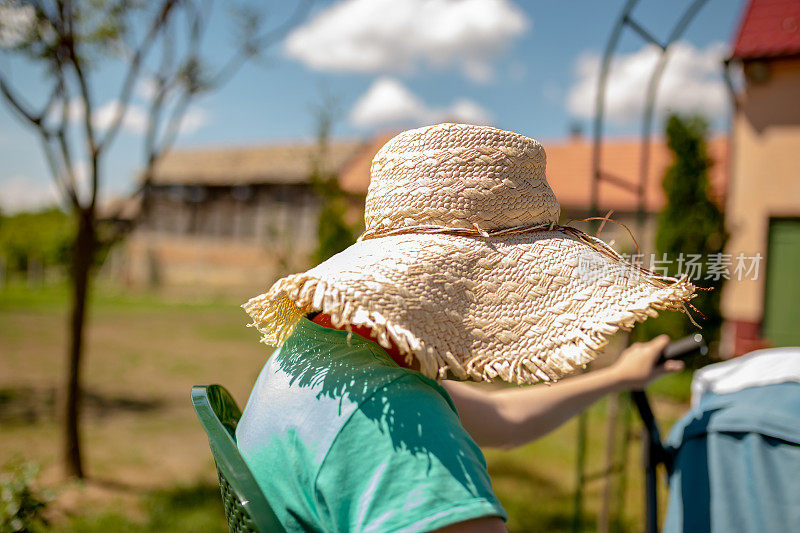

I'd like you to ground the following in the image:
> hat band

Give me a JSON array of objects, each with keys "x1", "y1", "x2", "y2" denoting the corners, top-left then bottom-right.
[
  {"x1": 359, "y1": 221, "x2": 560, "y2": 242},
  {"x1": 358, "y1": 222, "x2": 687, "y2": 288},
  {"x1": 358, "y1": 221, "x2": 623, "y2": 262}
]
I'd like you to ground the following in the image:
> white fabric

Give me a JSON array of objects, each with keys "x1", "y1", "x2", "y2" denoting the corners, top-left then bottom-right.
[{"x1": 690, "y1": 347, "x2": 800, "y2": 408}]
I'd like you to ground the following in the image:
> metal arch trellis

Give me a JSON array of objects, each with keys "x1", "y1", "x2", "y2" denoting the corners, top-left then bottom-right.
[
  {"x1": 573, "y1": 1, "x2": 709, "y2": 532},
  {"x1": 590, "y1": 0, "x2": 709, "y2": 223}
]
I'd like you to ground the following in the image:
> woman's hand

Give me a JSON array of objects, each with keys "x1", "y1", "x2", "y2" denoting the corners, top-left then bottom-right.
[{"x1": 611, "y1": 335, "x2": 684, "y2": 391}]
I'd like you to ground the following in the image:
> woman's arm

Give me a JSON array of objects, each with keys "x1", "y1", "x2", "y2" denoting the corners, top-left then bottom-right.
[{"x1": 443, "y1": 335, "x2": 680, "y2": 449}]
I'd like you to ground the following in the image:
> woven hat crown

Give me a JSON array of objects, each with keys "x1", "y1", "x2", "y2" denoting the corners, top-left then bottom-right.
[{"x1": 364, "y1": 123, "x2": 561, "y2": 233}]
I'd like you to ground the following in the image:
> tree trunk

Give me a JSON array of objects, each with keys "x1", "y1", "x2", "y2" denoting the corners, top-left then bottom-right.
[{"x1": 64, "y1": 208, "x2": 96, "y2": 479}]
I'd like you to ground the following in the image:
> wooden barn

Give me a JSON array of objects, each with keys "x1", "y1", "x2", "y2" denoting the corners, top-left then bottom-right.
[{"x1": 121, "y1": 140, "x2": 367, "y2": 294}]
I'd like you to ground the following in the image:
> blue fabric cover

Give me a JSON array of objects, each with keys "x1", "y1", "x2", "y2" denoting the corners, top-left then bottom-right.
[
  {"x1": 235, "y1": 318, "x2": 506, "y2": 533},
  {"x1": 663, "y1": 382, "x2": 800, "y2": 533}
]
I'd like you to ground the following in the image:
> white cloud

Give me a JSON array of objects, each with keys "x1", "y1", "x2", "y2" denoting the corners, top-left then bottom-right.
[
  {"x1": 0, "y1": 162, "x2": 127, "y2": 212},
  {"x1": 135, "y1": 76, "x2": 159, "y2": 99},
  {"x1": 566, "y1": 41, "x2": 728, "y2": 126},
  {"x1": 350, "y1": 78, "x2": 427, "y2": 127},
  {"x1": 92, "y1": 101, "x2": 208, "y2": 136},
  {"x1": 0, "y1": 162, "x2": 136, "y2": 213},
  {"x1": 349, "y1": 76, "x2": 492, "y2": 128},
  {"x1": 45, "y1": 98, "x2": 85, "y2": 128},
  {"x1": 0, "y1": 175, "x2": 59, "y2": 213},
  {"x1": 446, "y1": 98, "x2": 493, "y2": 125},
  {"x1": 285, "y1": 0, "x2": 529, "y2": 83},
  {"x1": 177, "y1": 107, "x2": 209, "y2": 135},
  {"x1": 46, "y1": 98, "x2": 208, "y2": 136},
  {"x1": 93, "y1": 101, "x2": 149, "y2": 133}
]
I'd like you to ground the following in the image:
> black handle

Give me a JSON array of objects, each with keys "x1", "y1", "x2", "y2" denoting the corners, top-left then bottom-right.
[
  {"x1": 631, "y1": 334, "x2": 704, "y2": 533},
  {"x1": 657, "y1": 333, "x2": 707, "y2": 366}
]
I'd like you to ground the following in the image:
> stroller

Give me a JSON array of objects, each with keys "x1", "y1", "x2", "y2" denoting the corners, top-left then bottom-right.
[{"x1": 634, "y1": 346, "x2": 800, "y2": 533}]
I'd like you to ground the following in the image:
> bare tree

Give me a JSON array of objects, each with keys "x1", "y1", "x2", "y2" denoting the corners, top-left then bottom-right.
[{"x1": 0, "y1": 0, "x2": 310, "y2": 478}]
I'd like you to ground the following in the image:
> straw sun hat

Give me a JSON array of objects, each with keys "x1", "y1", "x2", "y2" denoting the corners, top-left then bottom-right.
[{"x1": 244, "y1": 123, "x2": 695, "y2": 385}]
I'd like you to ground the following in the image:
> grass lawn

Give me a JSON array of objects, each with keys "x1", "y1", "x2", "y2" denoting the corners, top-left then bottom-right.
[{"x1": 0, "y1": 282, "x2": 691, "y2": 532}]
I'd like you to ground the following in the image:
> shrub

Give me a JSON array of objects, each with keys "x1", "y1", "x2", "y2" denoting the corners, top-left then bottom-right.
[
  {"x1": 0, "y1": 461, "x2": 51, "y2": 533},
  {"x1": 634, "y1": 114, "x2": 726, "y2": 358}
]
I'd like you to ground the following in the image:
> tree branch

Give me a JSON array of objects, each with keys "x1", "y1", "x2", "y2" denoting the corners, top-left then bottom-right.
[
  {"x1": 29, "y1": 0, "x2": 58, "y2": 28},
  {"x1": 152, "y1": 89, "x2": 190, "y2": 162},
  {"x1": 101, "y1": 64, "x2": 173, "y2": 226},
  {"x1": 0, "y1": 72, "x2": 45, "y2": 126},
  {"x1": 40, "y1": 79, "x2": 65, "y2": 126},
  {"x1": 55, "y1": 88, "x2": 81, "y2": 208},
  {"x1": 39, "y1": 133, "x2": 80, "y2": 209},
  {"x1": 97, "y1": 0, "x2": 179, "y2": 153},
  {"x1": 61, "y1": 0, "x2": 314, "y2": 231},
  {"x1": 0, "y1": 67, "x2": 66, "y2": 136},
  {"x1": 58, "y1": 0, "x2": 100, "y2": 209},
  {"x1": 207, "y1": 0, "x2": 313, "y2": 89},
  {"x1": 0, "y1": 3, "x2": 80, "y2": 209}
]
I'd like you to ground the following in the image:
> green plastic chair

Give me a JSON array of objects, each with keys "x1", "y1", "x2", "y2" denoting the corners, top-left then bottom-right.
[{"x1": 191, "y1": 385, "x2": 286, "y2": 533}]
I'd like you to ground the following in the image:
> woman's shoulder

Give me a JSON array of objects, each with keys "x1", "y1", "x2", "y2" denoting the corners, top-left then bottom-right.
[{"x1": 271, "y1": 318, "x2": 421, "y2": 398}]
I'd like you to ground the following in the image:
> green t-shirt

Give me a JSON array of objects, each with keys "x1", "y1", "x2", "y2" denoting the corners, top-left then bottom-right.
[{"x1": 236, "y1": 317, "x2": 507, "y2": 532}]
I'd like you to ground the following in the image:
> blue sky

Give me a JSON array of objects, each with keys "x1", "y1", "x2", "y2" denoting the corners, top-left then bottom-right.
[{"x1": 0, "y1": 0, "x2": 746, "y2": 212}]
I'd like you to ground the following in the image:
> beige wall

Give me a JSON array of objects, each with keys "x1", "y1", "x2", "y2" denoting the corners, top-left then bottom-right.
[
  {"x1": 120, "y1": 183, "x2": 323, "y2": 293},
  {"x1": 723, "y1": 58, "x2": 800, "y2": 323},
  {"x1": 121, "y1": 231, "x2": 316, "y2": 297}
]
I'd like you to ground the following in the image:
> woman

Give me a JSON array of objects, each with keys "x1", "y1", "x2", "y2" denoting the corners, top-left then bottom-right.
[{"x1": 237, "y1": 123, "x2": 694, "y2": 532}]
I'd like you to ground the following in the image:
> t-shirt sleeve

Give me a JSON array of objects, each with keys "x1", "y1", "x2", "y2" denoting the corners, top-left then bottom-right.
[{"x1": 313, "y1": 373, "x2": 507, "y2": 533}]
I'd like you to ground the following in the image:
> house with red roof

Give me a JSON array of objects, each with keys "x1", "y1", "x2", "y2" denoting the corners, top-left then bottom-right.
[{"x1": 721, "y1": 0, "x2": 800, "y2": 355}]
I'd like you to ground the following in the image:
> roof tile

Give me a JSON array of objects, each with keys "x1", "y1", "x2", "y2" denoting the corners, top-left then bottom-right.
[
  {"x1": 732, "y1": 0, "x2": 800, "y2": 59},
  {"x1": 340, "y1": 135, "x2": 729, "y2": 213}
]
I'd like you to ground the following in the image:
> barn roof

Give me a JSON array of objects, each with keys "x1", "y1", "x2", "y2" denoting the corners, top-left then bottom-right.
[
  {"x1": 148, "y1": 132, "x2": 728, "y2": 214},
  {"x1": 149, "y1": 141, "x2": 366, "y2": 186}
]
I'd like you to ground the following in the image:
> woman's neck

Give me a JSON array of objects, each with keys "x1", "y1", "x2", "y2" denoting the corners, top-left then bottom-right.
[{"x1": 310, "y1": 313, "x2": 419, "y2": 371}]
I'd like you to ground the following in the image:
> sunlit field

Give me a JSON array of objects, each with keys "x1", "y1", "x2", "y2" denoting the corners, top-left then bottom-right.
[{"x1": 1, "y1": 283, "x2": 691, "y2": 532}]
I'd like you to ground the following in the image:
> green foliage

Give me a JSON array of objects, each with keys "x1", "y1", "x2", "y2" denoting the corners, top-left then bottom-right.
[
  {"x1": 53, "y1": 484, "x2": 227, "y2": 533},
  {"x1": 0, "y1": 209, "x2": 74, "y2": 274},
  {"x1": 0, "y1": 461, "x2": 51, "y2": 533},
  {"x1": 635, "y1": 114, "x2": 727, "y2": 351},
  {"x1": 5, "y1": 0, "x2": 147, "y2": 64},
  {"x1": 0, "y1": 208, "x2": 120, "y2": 280},
  {"x1": 647, "y1": 369, "x2": 694, "y2": 404},
  {"x1": 657, "y1": 115, "x2": 726, "y2": 258},
  {"x1": 313, "y1": 192, "x2": 357, "y2": 265},
  {"x1": 309, "y1": 105, "x2": 358, "y2": 265},
  {"x1": 310, "y1": 167, "x2": 357, "y2": 265}
]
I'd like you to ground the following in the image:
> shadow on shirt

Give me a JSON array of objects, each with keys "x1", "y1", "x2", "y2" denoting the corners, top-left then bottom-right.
[{"x1": 273, "y1": 326, "x2": 494, "y2": 498}]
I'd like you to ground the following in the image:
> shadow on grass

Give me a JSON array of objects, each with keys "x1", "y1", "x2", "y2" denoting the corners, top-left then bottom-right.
[
  {"x1": 57, "y1": 483, "x2": 227, "y2": 533},
  {"x1": 0, "y1": 386, "x2": 165, "y2": 425}
]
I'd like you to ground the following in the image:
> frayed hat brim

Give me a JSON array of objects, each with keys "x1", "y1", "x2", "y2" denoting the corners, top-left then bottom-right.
[{"x1": 243, "y1": 229, "x2": 695, "y2": 384}]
